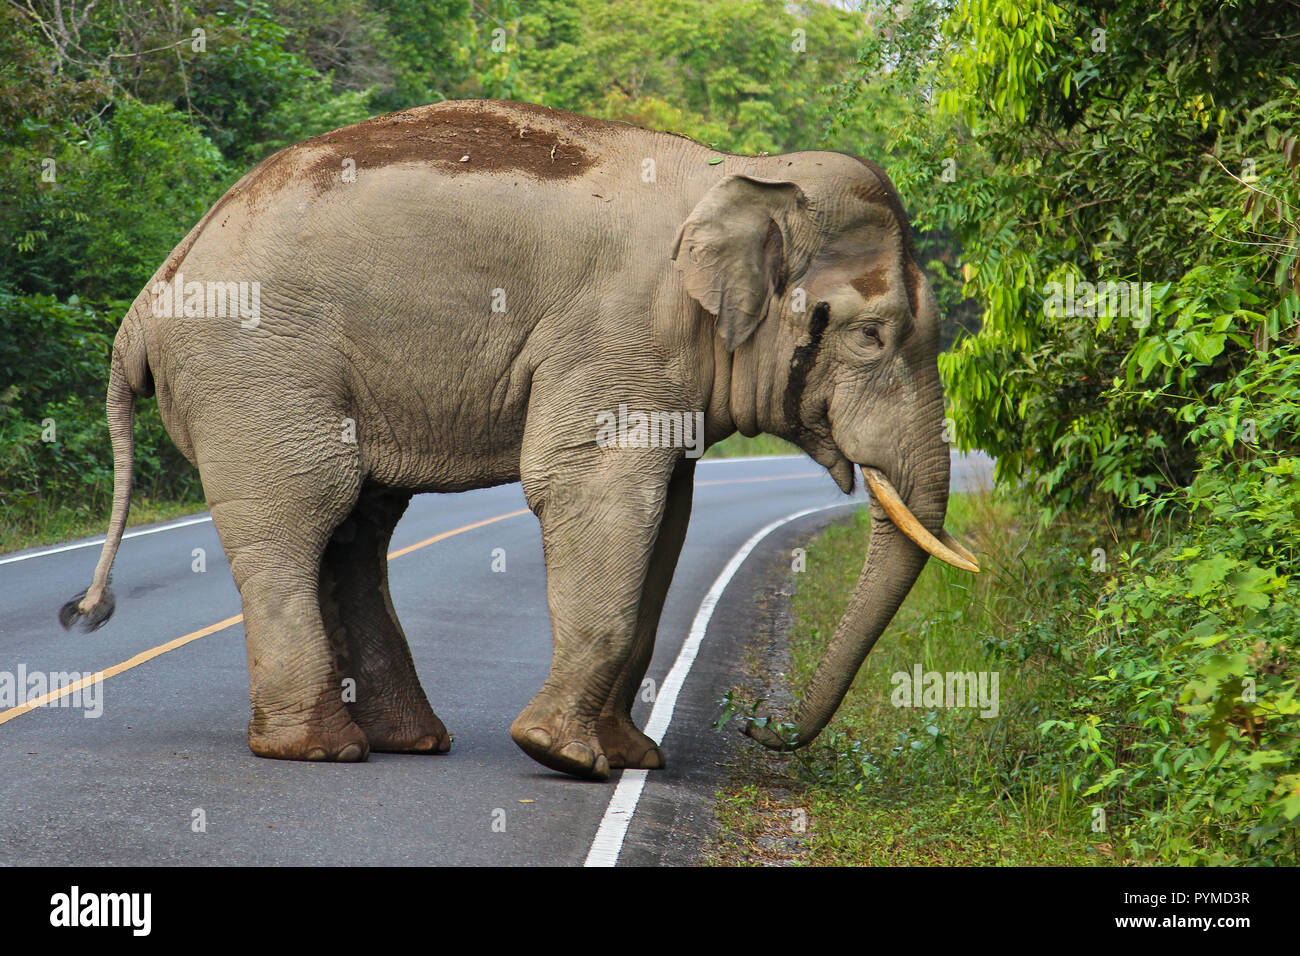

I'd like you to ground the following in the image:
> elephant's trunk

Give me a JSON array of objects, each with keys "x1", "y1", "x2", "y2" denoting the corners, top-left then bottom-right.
[{"x1": 747, "y1": 434, "x2": 971, "y2": 750}]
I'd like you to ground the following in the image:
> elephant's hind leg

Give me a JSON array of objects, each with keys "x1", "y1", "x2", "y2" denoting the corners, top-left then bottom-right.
[
  {"x1": 321, "y1": 487, "x2": 450, "y2": 754},
  {"x1": 202, "y1": 441, "x2": 369, "y2": 762}
]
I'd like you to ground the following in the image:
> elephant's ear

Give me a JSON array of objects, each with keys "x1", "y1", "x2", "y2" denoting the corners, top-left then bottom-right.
[{"x1": 671, "y1": 174, "x2": 815, "y2": 352}]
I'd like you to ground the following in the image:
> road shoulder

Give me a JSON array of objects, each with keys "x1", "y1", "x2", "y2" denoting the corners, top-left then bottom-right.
[{"x1": 615, "y1": 507, "x2": 854, "y2": 866}]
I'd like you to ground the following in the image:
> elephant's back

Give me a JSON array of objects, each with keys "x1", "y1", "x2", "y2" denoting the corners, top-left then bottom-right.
[
  {"x1": 129, "y1": 101, "x2": 703, "y2": 485},
  {"x1": 204, "y1": 99, "x2": 632, "y2": 224}
]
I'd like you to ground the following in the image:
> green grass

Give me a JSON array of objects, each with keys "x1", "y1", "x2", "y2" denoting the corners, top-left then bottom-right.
[
  {"x1": 704, "y1": 433, "x2": 800, "y2": 458},
  {"x1": 705, "y1": 489, "x2": 1120, "y2": 866},
  {"x1": 0, "y1": 494, "x2": 206, "y2": 556}
]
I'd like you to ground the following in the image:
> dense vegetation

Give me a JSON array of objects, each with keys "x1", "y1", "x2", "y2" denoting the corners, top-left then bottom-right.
[
  {"x1": 910, "y1": 0, "x2": 1298, "y2": 866},
  {"x1": 719, "y1": 0, "x2": 1297, "y2": 866},
  {"x1": 3, "y1": 0, "x2": 1297, "y2": 863}
]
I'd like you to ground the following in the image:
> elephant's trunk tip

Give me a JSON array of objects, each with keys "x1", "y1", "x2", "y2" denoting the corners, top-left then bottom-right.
[{"x1": 742, "y1": 716, "x2": 807, "y2": 752}]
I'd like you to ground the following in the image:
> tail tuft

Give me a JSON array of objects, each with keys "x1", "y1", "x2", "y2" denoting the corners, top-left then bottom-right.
[
  {"x1": 58, "y1": 587, "x2": 116, "y2": 632},
  {"x1": 58, "y1": 328, "x2": 140, "y2": 634}
]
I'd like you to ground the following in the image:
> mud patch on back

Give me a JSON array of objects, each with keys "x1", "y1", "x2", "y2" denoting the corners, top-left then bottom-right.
[
  {"x1": 156, "y1": 103, "x2": 600, "y2": 285},
  {"x1": 303, "y1": 104, "x2": 596, "y2": 191}
]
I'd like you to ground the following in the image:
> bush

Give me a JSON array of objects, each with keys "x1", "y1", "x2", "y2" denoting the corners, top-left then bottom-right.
[
  {"x1": 1032, "y1": 341, "x2": 1300, "y2": 864},
  {"x1": 0, "y1": 98, "x2": 230, "y2": 301},
  {"x1": 0, "y1": 293, "x2": 200, "y2": 528}
]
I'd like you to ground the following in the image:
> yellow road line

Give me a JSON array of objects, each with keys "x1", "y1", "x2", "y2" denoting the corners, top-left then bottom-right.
[
  {"x1": 0, "y1": 614, "x2": 245, "y2": 726},
  {"x1": 385, "y1": 509, "x2": 528, "y2": 559},
  {"x1": 0, "y1": 508, "x2": 530, "y2": 726}
]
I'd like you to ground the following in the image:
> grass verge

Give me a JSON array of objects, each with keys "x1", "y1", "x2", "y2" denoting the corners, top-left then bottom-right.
[
  {"x1": 704, "y1": 433, "x2": 800, "y2": 458},
  {"x1": 704, "y1": 488, "x2": 1117, "y2": 866},
  {"x1": 0, "y1": 494, "x2": 206, "y2": 556}
]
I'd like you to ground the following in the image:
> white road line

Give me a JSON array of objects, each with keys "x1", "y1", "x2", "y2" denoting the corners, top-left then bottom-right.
[
  {"x1": 698, "y1": 454, "x2": 803, "y2": 464},
  {"x1": 0, "y1": 515, "x2": 213, "y2": 566},
  {"x1": 584, "y1": 498, "x2": 860, "y2": 867}
]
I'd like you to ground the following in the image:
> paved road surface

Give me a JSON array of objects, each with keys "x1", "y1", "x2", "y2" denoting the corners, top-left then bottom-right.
[{"x1": 0, "y1": 452, "x2": 992, "y2": 866}]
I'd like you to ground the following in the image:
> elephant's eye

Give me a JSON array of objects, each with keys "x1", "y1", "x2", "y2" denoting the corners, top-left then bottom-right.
[{"x1": 862, "y1": 324, "x2": 883, "y2": 346}]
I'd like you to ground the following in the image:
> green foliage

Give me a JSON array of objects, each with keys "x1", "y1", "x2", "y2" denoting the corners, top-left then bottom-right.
[
  {"x1": 1040, "y1": 342, "x2": 1300, "y2": 863},
  {"x1": 1, "y1": 98, "x2": 229, "y2": 299},
  {"x1": 368, "y1": 0, "x2": 474, "y2": 109},
  {"x1": 0, "y1": 293, "x2": 121, "y2": 409},
  {"x1": 0, "y1": 5, "x2": 107, "y2": 141},
  {"x1": 185, "y1": 9, "x2": 375, "y2": 164},
  {"x1": 511, "y1": 0, "x2": 900, "y2": 155},
  {"x1": 832, "y1": 0, "x2": 1300, "y2": 864},
  {"x1": 901, "y1": 0, "x2": 1300, "y2": 514},
  {"x1": 0, "y1": 293, "x2": 200, "y2": 528}
]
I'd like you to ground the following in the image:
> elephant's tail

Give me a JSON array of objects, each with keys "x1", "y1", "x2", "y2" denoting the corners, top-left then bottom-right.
[{"x1": 59, "y1": 318, "x2": 150, "y2": 632}]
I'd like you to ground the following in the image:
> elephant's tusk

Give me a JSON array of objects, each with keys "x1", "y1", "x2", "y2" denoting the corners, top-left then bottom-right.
[
  {"x1": 860, "y1": 467, "x2": 980, "y2": 573},
  {"x1": 939, "y1": 529, "x2": 979, "y2": 568}
]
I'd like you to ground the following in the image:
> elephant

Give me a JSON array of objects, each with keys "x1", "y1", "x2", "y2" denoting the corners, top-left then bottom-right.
[{"x1": 60, "y1": 99, "x2": 978, "y2": 780}]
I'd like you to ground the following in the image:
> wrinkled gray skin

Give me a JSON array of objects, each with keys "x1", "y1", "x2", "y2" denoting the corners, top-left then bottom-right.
[{"x1": 62, "y1": 100, "x2": 957, "y2": 780}]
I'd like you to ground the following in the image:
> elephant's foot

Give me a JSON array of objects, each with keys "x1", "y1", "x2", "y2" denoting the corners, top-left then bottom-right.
[
  {"x1": 597, "y1": 714, "x2": 665, "y2": 770},
  {"x1": 248, "y1": 709, "x2": 370, "y2": 762},
  {"x1": 510, "y1": 704, "x2": 609, "y2": 780},
  {"x1": 350, "y1": 697, "x2": 451, "y2": 754}
]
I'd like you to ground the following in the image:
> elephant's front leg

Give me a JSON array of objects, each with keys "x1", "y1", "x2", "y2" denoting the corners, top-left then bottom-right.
[
  {"x1": 513, "y1": 455, "x2": 677, "y2": 780},
  {"x1": 597, "y1": 457, "x2": 695, "y2": 769}
]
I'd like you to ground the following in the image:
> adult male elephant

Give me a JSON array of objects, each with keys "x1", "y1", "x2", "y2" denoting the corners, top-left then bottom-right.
[{"x1": 61, "y1": 100, "x2": 978, "y2": 780}]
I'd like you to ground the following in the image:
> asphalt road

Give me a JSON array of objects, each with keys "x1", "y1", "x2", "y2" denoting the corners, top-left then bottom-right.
[{"x1": 0, "y1": 452, "x2": 992, "y2": 867}]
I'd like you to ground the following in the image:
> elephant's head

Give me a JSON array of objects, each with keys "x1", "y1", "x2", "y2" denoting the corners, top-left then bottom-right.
[{"x1": 672, "y1": 154, "x2": 979, "y2": 750}]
